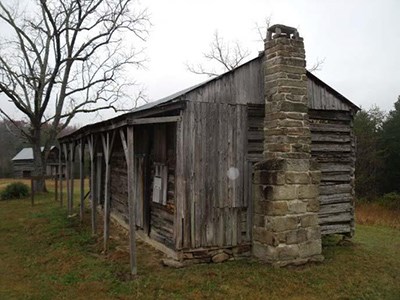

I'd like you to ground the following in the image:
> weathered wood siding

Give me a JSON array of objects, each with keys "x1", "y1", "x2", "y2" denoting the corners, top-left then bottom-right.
[
  {"x1": 110, "y1": 148, "x2": 129, "y2": 224},
  {"x1": 149, "y1": 124, "x2": 176, "y2": 248},
  {"x1": 109, "y1": 124, "x2": 177, "y2": 249},
  {"x1": 175, "y1": 101, "x2": 250, "y2": 250},
  {"x1": 246, "y1": 103, "x2": 355, "y2": 236},
  {"x1": 183, "y1": 58, "x2": 263, "y2": 105},
  {"x1": 309, "y1": 110, "x2": 355, "y2": 236},
  {"x1": 308, "y1": 78, "x2": 353, "y2": 111}
]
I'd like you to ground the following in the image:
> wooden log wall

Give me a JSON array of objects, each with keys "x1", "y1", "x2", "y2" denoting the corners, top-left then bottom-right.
[
  {"x1": 176, "y1": 101, "x2": 250, "y2": 250},
  {"x1": 108, "y1": 124, "x2": 177, "y2": 249},
  {"x1": 247, "y1": 104, "x2": 355, "y2": 236},
  {"x1": 110, "y1": 148, "x2": 129, "y2": 224},
  {"x1": 309, "y1": 109, "x2": 355, "y2": 236},
  {"x1": 149, "y1": 124, "x2": 176, "y2": 249}
]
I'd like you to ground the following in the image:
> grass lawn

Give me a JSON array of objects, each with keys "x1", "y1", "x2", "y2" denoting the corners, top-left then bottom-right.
[{"x1": 0, "y1": 179, "x2": 399, "y2": 299}]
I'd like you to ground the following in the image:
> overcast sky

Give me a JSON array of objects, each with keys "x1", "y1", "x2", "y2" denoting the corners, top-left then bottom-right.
[
  {"x1": 1, "y1": 0, "x2": 399, "y2": 126},
  {"x1": 135, "y1": 0, "x2": 399, "y2": 118}
]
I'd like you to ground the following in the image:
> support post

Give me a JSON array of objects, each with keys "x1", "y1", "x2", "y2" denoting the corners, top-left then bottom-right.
[
  {"x1": 79, "y1": 139, "x2": 85, "y2": 222},
  {"x1": 88, "y1": 135, "x2": 97, "y2": 235},
  {"x1": 102, "y1": 131, "x2": 116, "y2": 254},
  {"x1": 120, "y1": 126, "x2": 137, "y2": 275},
  {"x1": 63, "y1": 143, "x2": 70, "y2": 213},
  {"x1": 31, "y1": 178, "x2": 34, "y2": 206},
  {"x1": 54, "y1": 175, "x2": 58, "y2": 202},
  {"x1": 69, "y1": 142, "x2": 75, "y2": 214},
  {"x1": 59, "y1": 143, "x2": 63, "y2": 207}
]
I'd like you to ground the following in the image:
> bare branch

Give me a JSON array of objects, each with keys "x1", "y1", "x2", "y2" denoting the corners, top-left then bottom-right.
[
  {"x1": 187, "y1": 30, "x2": 250, "y2": 77},
  {"x1": 307, "y1": 57, "x2": 326, "y2": 73},
  {"x1": 0, "y1": 0, "x2": 149, "y2": 189}
]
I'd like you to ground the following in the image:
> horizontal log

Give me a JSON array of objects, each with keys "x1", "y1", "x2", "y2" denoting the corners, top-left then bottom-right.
[
  {"x1": 311, "y1": 144, "x2": 352, "y2": 152},
  {"x1": 320, "y1": 224, "x2": 351, "y2": 235},
  {"x1": 319, "y1": 202, "x2": 352, "y2": 215},
  {"x1": 319, "y1": 164, "x2": 352, "y2": 172},
  {"x1": 321, "y1": 173, "x2": 352, "y2": 182},
  {"x1": 248, "y1": 131, "x2": 264, "y2": 141},
  {"x1": 309, "y1": 110, "x2": 352, "y2": 121},
  {"x1": 311, "y1": 134, "x2": 351, "y2": 143},
  {"x1": 319, "y1": 193, "x2": 353, "y2": 205},
  {"x1": 310, "y1": 123, "x2": 351, "y2": 133},
  {"x1": 320, "y1": 184, "x2": 352, "y2": 195},
  {"x1": 319, "y1": 212, "x2": 353, "y2": 224}
]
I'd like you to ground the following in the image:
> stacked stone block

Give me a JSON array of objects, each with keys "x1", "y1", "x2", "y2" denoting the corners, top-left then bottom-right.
[{"x1": 252, "y1": 24, "x2": 323, "y2": 266}]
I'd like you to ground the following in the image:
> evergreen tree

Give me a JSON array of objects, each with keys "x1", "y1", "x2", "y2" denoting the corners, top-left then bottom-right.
[
  {"x1": 354, "y1": 106, "x2": 385, "y2": 198},
  {"x1": 381, "y1": 96, "x2": 400, "y2": 193}
]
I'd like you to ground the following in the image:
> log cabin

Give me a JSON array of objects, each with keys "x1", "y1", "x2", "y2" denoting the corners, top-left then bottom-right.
[{"x1": 58, "y1": 25, "x2": 359, "y2": 270}]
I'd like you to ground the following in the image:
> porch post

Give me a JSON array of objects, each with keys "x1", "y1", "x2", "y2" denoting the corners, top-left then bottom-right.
[
  {"x1": 79, "y1": 139, "x2": 85, "y2": 222},
  {"x1": 102, "y1": 131, "x2": 116, "y2": 254},
  {"x1": 69, "y1": 142, "x2": 75, "y2": 214},
  {"x1": 88, "y1": 135, "x2": 97, "y2": 235},
  {"x1": 63, "y1": 143, "x2": 70, "y2": 213},
  {"x1": 120, "y1": 126, "x2": 137, "y2": 275}
]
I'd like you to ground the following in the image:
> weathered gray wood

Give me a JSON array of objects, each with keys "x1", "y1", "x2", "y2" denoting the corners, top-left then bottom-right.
[
  {"x1": 318, "y1": 212, "x2": 352, "y2": 223},
  {"x1": 174, "y1": 111, "x2": 184, "y2": 249},
  {"x1": 311, "y1": 134, "x2": 351, "y2": 143},
  {"x1": 246, "y1": 162, "x2": 253, "y2": 243},
  {"x1": 320, "y1": 224, "x2": 351, "y2": 235},
  {"x1": 59, "y1": 143, "x2": 63, "y2": 207},
  {"x1": 319, "y1": 184, "x2": 352, "y2": 195},
  {"x1": 62, "y1": 143, "x2": 70, "y2": 214},
  {"x1": 319, "y1": 202, "x2": 352, "y2": 215},
  {"x1": 79, "y1": 140, "x2": 85, "y2": 222},
  {"x1": 120, "y1": 126, "x2": 137, "y2": 275},
  {"x1": 319, "y1": 193, "x2": 353, "y2": 205},
  {"x1": 69, "y1": 142, "x2": 75, "y2": 214},
  {"x1": 311, "y1": 144, "x2": 352, "y2": 153},
  {"x1": 130, "y1": 116, "x2": 181, "y2": 125},
  {"x1": 87, "y1": 135, "x2": 97, "y2": 235},
  {"x1": 102, "y1": 130, "x2": 116, "y2": 254}
]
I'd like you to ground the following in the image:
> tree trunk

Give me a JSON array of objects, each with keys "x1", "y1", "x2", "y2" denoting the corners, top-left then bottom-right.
[{"x1": 32, "y1": 134, "x2": 47, "y2": 193}]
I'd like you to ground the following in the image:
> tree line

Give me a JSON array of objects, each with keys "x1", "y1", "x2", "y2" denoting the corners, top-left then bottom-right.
[
  {"x1": 354, "y1": 96, "x2": 400, "y2": 199},
  {"x1": 0, "y1": 120, "x2": 77, "y2": 178}
]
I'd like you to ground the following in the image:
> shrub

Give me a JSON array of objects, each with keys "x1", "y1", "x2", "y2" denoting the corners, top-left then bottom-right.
[
  {"x1": 378, "y1": 192, "x2": 400, "y2": 211},
  {"x1": 0, "y1": 182, "x2": 30, "y2": 200}
]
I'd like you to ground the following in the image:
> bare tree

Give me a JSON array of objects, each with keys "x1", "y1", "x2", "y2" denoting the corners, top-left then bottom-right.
[
  {"x1": 188, "y1": 17, "x2": 324, "y2": 77},
  {"x1": 186, "y1": 31, "x2": 250, "y2": 77},
  {"x1": 0, "y1": 0, "x2": 149, "y2": 191}
]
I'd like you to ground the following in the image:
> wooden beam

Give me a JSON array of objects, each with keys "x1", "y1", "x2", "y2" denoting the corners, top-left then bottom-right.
[
  {"x1": 79, "y1": 139, "x2": 85, "y2": 222},
  {"x1": 120, "y1": 126, "x2": 137, "y2": 275},
  {"x1": 129, "y1": 116, "x2": 181, "y2": 125},
  {"x1": 58, "y1": 143, "x2": 63, "y2": 206},
  {"x1": 88, "y1": 135, "x2": 97, "y2": 235},
  {"x1": 101, "y1": 130, "x2": 116, "y2": 254},
  {"x1": 69, "y1": 142, "x2": 75, "y2": 215},
  {"x1": 63, "y1": 143, "x2": 70, "y2": 213},
  {"x1": 58, "y1": 102, "x2": 186, "y2": 143}
]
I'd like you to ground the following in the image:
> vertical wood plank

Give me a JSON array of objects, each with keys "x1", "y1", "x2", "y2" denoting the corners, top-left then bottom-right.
[
  {"x1": 184, "y1": 102, "x2": 193, "y2": 249},
  {"x1": 127, "y1": 126, "x2": 137, "y2": 275},
  {"x1": 246, "y1": 162, "x2": 253, "y2": 242},
  {"x1": 79, "y1": 139, "x2": 85, "y2": 222},
  {"x1": 120, "y1": 126, "x2": 137, "y2": 275},
  {"x1": 174, "y1": 114, "x2": 184, "y2": 249},
  {"x1": 59, "y1": 143, "x2": 63, "y2": 207},
  {"x1": 102, "y1": 131, "x2": 115, "y2": 254},
  {"x1": 88, "y1": 135, "x2": 97, "y2": 235},
  {"x1": 69, "y1": 142, "x2": 75, "y2": 214},
  {"x1": 63, "y1": 143, "x2": 70, "y2": 214}
]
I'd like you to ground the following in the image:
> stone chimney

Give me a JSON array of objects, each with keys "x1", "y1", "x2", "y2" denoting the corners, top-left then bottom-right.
[{"x1": 252, "y1": 24, "x2": 323, "y2": 266}]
